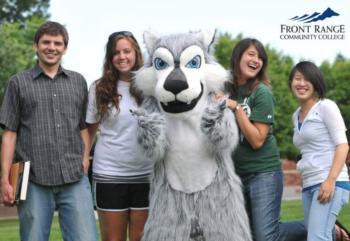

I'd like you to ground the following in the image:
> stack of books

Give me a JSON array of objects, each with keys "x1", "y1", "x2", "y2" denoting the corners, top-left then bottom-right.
[{"x1": 9, "y1": 161, "x2": 30, "y2": 203}]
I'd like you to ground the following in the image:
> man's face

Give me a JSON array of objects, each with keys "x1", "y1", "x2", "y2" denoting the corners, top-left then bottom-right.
[{"x1": 34, "y1": 34, "x2": 67, "y2": 68}]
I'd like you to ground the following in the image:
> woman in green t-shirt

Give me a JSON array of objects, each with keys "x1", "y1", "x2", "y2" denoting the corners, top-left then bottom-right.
[{"x1": 219, "y1": 38, "x2": 306, "y2": 241}]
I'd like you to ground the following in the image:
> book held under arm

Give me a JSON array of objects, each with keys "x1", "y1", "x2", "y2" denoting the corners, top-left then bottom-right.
[{"x1": 9, "y1": 161, "x2": 30, "y2": 203}]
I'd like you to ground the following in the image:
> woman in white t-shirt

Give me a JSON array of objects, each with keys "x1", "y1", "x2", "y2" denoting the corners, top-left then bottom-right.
[
  {"x1": 289, "y1": 61, "x2": 349, "y2": 241},
  {"x1": 86, "y1": 31, "x2": 153, "y2": 241}
]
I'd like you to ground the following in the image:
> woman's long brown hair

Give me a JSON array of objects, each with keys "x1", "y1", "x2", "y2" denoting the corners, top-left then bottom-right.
[
  {"x1": 95, "y1": 34, "x2": 143, "y2": 120},
  {"x1": 227, "y1": 38, "x2": 269, "y2": 99}
]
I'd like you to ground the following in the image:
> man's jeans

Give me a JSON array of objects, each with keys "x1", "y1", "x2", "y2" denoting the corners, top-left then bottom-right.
[
  {"x1": 303, "y1": 185, "x2": 349, "y2": 241},
  {"x1": 18, "y1": 176, "x2": 98, "y2": 241},
  {"x1": 240, "y1": 170, "x2": 307, "y2": 241}
]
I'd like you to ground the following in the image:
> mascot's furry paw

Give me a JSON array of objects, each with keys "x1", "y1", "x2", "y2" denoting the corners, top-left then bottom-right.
[
  {"x1": 201, "y1": 99, "x2": 226, "y2": 131},
  {"x1": 201, "y1": 99, "x2": 238, "y2": 153},
  {"x1": 130, "y1": 109, "x2": 167, "y2": 161}
]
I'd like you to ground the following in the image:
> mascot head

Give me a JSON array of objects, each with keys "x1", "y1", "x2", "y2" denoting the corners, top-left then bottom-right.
[{"x1": 135, "y1": 29, "x2": 228, "y2": 115}]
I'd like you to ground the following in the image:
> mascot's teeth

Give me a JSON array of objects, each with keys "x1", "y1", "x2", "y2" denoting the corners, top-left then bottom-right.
[
  {"x1": 163, "y1": 102, "x2": 168, "y2": 106},
  {"x1": 187, "y1": 101, "x2": 191, "y2": 105}
]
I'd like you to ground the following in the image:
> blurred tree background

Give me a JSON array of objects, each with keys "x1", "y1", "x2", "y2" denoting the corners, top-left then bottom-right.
[
  {"x1": 0, "y1": 0, "x2": 49, "y2": 142},
  {"x1": 0, "y1": 0, "x2": 49, "y2": 24},
  {"x1": 0, "y1": 0, "x2": 49, "y2": 100},
  {"x1": 215, "y1": 32, "x2": 350, "y2": 160}
]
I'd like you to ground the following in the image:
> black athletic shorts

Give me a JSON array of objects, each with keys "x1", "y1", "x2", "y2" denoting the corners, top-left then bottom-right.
[{"x1": 94, "y1": 182, "x2": 150, "y2": 211}]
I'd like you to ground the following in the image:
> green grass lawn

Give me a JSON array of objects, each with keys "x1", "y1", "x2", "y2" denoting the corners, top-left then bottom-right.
[
  {"x1": 280, "y1": 200, "x2": 350, "y2": 225},
  {"x1": 0, "y1": 200, "x2": 349, "y2": 241},
  {"x1": 0, "y1": 216, "x2": 63, "y2": 241}
]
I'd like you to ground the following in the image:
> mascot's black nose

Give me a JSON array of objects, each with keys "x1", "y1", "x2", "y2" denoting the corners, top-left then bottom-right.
[{"x1": 164, "y1": 68, "x2": 189, "y2": 95}]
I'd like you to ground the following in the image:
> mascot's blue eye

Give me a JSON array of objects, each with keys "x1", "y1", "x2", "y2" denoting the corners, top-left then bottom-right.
[
  {"x1": 154, "y1": 58, "x2": 169, "y2": 70},
  {"x1": 185, "y1": 55, "x2": 201, "y2": 69}
]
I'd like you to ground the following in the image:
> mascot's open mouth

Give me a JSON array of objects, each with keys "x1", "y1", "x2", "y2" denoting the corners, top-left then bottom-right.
[{"x1": 161, "y1": 83, "x2": 203, "y2": 113}]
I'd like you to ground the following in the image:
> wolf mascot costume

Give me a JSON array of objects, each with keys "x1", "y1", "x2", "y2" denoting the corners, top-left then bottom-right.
[{"x1": 133, "y1": 30, "x2": 252, "y2": 241}]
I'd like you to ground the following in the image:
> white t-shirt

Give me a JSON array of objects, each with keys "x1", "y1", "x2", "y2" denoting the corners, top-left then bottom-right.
[
  {"x1": 292, "y1": 99, "x2": 349, "y2": 188},
  {"x1": 86, "y1": 80, "x2": 154, "y2": 180}
]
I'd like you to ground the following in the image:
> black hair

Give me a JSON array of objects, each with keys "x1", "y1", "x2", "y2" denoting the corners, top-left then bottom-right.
[{"x1": 288, "y1": 61, "x2": 327, "y2": 99}]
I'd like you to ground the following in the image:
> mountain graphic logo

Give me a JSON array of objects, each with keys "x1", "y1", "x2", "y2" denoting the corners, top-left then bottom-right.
[{"x1": 289, "y1": 7, "x2": 339, "y2": 23}]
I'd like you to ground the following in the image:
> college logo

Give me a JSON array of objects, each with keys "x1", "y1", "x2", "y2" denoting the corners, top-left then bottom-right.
[
  {"x1": 280, "y1": 7, "x2": 345, "y2": 40},
  {"x1": 289, "y1": 7, "x2": 339, "y2": 23}
]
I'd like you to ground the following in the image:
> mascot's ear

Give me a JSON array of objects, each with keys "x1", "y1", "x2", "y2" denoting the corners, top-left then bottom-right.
[
  {"x1": 134, "y1": 67, "x2": 156, "y2": 96},
  {"x1": 204, "y1": 65, "x2": 230, "y2": 92},
  {"x1": 195, "y1": 29, "x2": 217, "y2": 54},
  {"x1": 143, "y1": 30, "x2": 160, "y2": 55}
]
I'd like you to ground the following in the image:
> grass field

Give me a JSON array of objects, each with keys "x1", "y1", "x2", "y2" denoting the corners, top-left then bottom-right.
[
  {"x1": 0, "y1": 200, "x2": 349, "y2": 241},
  {"x1": 280, "y1": 200, "x2": 350, "y2": 225},
  {"x1": 0, "y1": 216, "x2": 63, "y2": 241}
]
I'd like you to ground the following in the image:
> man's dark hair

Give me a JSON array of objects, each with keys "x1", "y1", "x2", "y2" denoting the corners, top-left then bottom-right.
[{"x1": 34, "y1": 21, "x2": 69, "y2": 47}]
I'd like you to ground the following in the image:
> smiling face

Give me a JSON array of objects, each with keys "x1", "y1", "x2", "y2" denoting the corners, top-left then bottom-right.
[
  {"x1": 291, "y1": 70, "x2": 316, "y2": 103},
  {"x1": 112, "y1": 38, "x2": 136, "y2": 81},
  {"x1": 238, "y1": 45, "x2": 263, "y2": 84},
  {"x1": 34, "y1": 34, "x2": 67, "y2": 69}
]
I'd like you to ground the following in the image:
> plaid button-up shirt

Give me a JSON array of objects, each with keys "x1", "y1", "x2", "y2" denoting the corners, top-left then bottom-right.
[{"x1": 0, "y1": 65, "x2": 88, "y2": 186}]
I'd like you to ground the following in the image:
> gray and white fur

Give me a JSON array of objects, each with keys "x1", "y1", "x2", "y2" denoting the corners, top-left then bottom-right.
[{"x1": 133, "y1": 30, "x2": 252, "y2": 241}]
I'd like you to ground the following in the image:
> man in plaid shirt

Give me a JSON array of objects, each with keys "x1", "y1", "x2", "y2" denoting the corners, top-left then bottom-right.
[{"x1": 0, "y1": 21, "x2": 98, "y2": 241}]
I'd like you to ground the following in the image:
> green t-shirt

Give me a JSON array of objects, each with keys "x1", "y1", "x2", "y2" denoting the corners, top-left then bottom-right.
[{"x1": 232, "y1": 82, "x2": 281, "y2": 174}]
